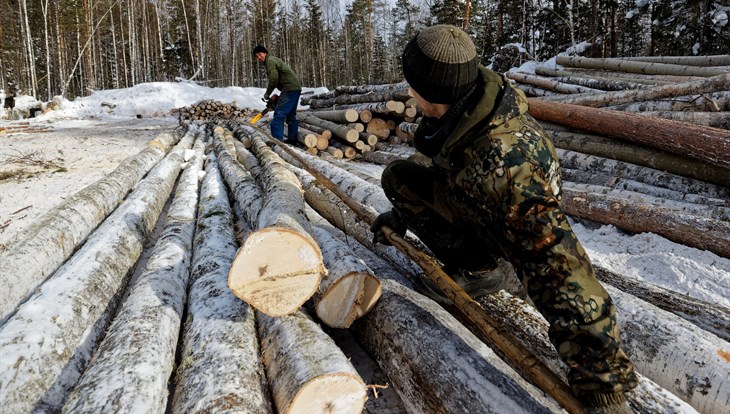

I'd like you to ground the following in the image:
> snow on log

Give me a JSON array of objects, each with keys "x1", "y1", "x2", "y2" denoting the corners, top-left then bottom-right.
[
  {"x1": 528, "y1": 98, "x2": 730, "y2": 170},
  {"x1": 594, "y1": 266, "x2": 730, "y2": 343},
  {"x1": 256, "y1": 309, "x2": 367, "y2": 414},
  {"x1": 62, "y1": 134, "x2": 206, "y2": 413},
  {"x1": 272, "y1": 144, "x2": 392, "y2": 213},
  {"x1": 0, "y1": 133, "x2": 193, "y2": 413},
  {"x1": 306, "y1": 209, "x2": 381, "y2": 329},
  {"x1": 171, "y1": 152, "x2": 271, "y2": 414},
  {"x1": 555, "y1": 56, "x2": 729, "y2": 77},
  {"x1": 607, "y1": 285, "x2": 730, "y2": 414},
  {"x1": 0, "y1": 129, "x2": 180, "y2": 325},
  {"x1": 543, "y1": 72, "x2": 730, "y2": 107},
  {"x1": 228, "y1": 126, "x2": 324, "y2": 316}
]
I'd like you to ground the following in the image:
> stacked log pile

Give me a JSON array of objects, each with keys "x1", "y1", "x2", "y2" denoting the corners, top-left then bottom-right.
[{"x1": 178, "y1": 99, "x2": 257, "y2": 122}]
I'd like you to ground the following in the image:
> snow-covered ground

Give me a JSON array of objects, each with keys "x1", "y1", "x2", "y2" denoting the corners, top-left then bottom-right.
[{"x1": 1, "y1": 80, "x2": 728, "y2": 312}]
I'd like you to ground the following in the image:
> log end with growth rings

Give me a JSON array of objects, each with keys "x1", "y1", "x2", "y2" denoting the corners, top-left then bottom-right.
[
  {"x1": 229, "y1": 227, "x2": 325, "y2": 316},
  {"x1": 284, "y1": 373, "x2": 367, "y2": 414},
  {"x1": 316, "y1": 272, "x2": 382, "y2": 329}
]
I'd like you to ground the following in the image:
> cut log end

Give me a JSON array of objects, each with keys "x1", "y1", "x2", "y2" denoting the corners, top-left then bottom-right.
[
  {"x1": 285, "y1": 374, "x2": 367, "y2": 414},
  {"x1": 229, "y1": 227, "x2": 324, "y2": 316},
  {"x1": 316, "y1": 272, "x2": 383, "y2": 328}
]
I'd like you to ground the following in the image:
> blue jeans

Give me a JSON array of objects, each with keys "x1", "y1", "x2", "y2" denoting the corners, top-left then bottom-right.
[{"x1": 270, "y1": 90, "x2": 301, "y2": 141}]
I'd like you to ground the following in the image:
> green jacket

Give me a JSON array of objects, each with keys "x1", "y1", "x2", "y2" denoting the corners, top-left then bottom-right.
[
  {"x1": 425, "y1": 67, "x2": 638, "y2": 404},
  {"x1": 263, "y1": 55, "x2": 301, "y2": 98}
]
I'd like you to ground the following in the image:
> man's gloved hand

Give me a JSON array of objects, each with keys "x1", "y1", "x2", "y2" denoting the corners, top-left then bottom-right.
[{"x1": 370, "y1": 210, "x2": 407, "y2": 246}]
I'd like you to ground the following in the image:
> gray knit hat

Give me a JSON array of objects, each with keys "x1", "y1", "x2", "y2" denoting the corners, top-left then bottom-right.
[{"x1": 402, "y1": 25, "x2": 478, "y2": 104}]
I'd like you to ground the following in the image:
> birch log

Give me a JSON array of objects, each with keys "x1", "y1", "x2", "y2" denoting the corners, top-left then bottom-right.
[
  {"x1": 562, "y1": 186, "x2": 730, "y2": 258},
  {"x1": 306, "y1": 89, "x2": 411, "y2": 109},
  {"x1": 306, "y1": 109, "x2": 359, "y2": 123},
  {"x1": 0, "y1": 134, "x2": 193, "y2": 413},
  {"x1": 555, "y1": 56, "x2": 729, "y2": 77},
  {"x1": 535, "y1": 66, "x2": 659, "y2": 87},
  {"x1": 256, "y1": 310, "x2": 367, "y2": 414},
  {"x1": 507, "y1": 71, "x2": 603, "y2": 94},
  {"x1": 299, "y1": 113, "x2": 359, "y2": 143},
  {"x1": 619, "y1": 55, "x2": 730, "y2": 66},
  {"x1": 306, "y1": 210, "x2": 382, "y2": 328},
  {"x1": 0, "y1": 130, "x2": 180, "y2": 325},
  {"x1": 607, "y1": 285, "x2": 730, "y2": 414},
  {"x1": 528, "y1": 98, "x2": 730, "y2": 170},
  {"x1": 171, "y1": 153, "x2": 271, "y2": 414},
  {"x1": 604, "y1": 92, "x2": 730, "y2": 112},
  {"x1": 62, "y1": 135, "x2": 205, "y2": 413},
  {"x1": 228, "y1": 126, "x2": 324, "y2": 316},
  {"x1": 594, "y1": 266, "x2": 730, "y2": 342},
  {"x1": 632, "y1": 111, "x2": 730, "y2": 129}
]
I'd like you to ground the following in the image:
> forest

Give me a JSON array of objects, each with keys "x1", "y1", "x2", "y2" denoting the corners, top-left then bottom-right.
[{"x1": 0, "y1": 0, "x2": 728, "y2": 101}]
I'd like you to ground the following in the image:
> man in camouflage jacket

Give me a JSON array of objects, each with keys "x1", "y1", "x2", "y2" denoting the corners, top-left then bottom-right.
[{"x1": 370, "y1": 25, "x2": 638, "y2": 413}]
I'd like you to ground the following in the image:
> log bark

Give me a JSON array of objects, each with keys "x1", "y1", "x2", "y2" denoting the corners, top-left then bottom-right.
[
  {"x1": 307, "y1": 89, "x2": 411, "y2": 109},
  {"x1": 256, "y1": 310, "x2": 367, "y2": 414},
  {"x1": 543, "y1": 73, "x2": 730, "y2": 107},
  {"x1": 551, "y1": 75, "x2": 647, "y2": 91},
  {"x1": 171, "y1": 153, "x2": 271, "y2": 414},
  {"x1": 306, "y1": 109, "x2": 359, "y2": 123},
  {"x1": 0, "y1": 129, "x2": 180, "y2": 325},
  {"x1": 557, "y1": 148, "x2": 730, "y2": 202},
  {"x1": 515, "y1": 84, "x2": 559, "y2": 97},
  {"x1": 325, "y1": 147, "x2": 343, "y2": 158},
  {"x1": 347, "y1": 122, "x2": 364, "y2": 132},
  {"x1": 62, "y1": 136, "x2": 205, "y2": 413},
  {"x1": 535, "y1": 65, "x2": 666, "y2": 86},
  {"x1": 0, "y1": 134, "x2": 193, "y2": 413},
  {"x1": 333, "y1": 81, "x2": 409, "y2": 95},
  {"x1": 547, "y1": 130, "x2": 730, "y2": 188},
  {"x1": 328, "y1": 140, "x2": 357, "y2": 158},
  {"x1": 633, "y1": 111, "x2": 730, "y2": 129},
  {"x1": 333, "y1": 101, "x2": 405, "y2": 115},
  {"x1": 619, "y1": 55, "x2": 730, "y2": 66},
  {"x1": 299, "y1": 113, "x2": 359, "y2": 143},
  {"x1": 362, "y1": 150, "x2": 401, "y2": 165},
  {"x1": 562, "y1": 186, "x2": 730, "y2": 258},
  {"x1": 306, "y1": 211, "x2": 381, "y2": 328},
  {"x1": 607, "y1": 284, "x2": 730, "y2": 414},
  {"x1": 226, "y1": 127, "x2": 324, "y2": 317},
  {"x1": 507, "y1": 71, "x2": 602, "y2": 94},
  {"x1": 296, "y1": 127, "x2": 319, "y2": 148},
  {"x1": 604, "y1": 92, "x2": 730, "y2": 112},
  {"x1": 594, "y1": 266, "x2": 730, "y2": 342},
  {"x1": 529, "y1": 98, "x2": 730, "y2": 169},
  {"x1": 556, "y1": 56, "x2": 729, "y2": 77},
  {"x1": 320, "y1": 155, "x2": 382, "y2": 186}
]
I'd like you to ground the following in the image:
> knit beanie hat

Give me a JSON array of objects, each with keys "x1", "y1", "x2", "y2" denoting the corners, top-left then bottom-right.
[
  {"x1": 252, "y1": 45, "x2": 268, "y2": 55},
  {"x1": 402, "y1": 25, "x2": 478, "y2": 104}
]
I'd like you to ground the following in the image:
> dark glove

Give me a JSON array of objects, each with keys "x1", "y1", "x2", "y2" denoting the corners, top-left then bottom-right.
[{"x1": 370, "y1": 210, "x2": 407, "y2": 246}]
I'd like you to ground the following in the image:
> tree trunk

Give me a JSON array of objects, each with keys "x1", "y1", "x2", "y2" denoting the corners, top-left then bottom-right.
[
  {"x1": 594, "y1": 267, "x2": 730, "y2": 343},
  {"x1": 543, "y1": 73, "x2": 730, "y2": 107},
  {"x1": 552, "y1": 75, "x2": 646, "y2": 91},
  {"x1": 556, "y1": 56, "x2": 729, "y2": 77},
  {"x1": 256, "y1": 310, "x2": 367, "y2": 414},
  {"x1": 535, "y1": 65, "x2": 673, "y2": 86},
  {"x1": 62, "y1": 136, "x2": 205, "y2": 413},
  {"x1": 507, "y1": 71, "x2": 602, "y2": 94},
  {"x1": 607, "y1": 284, "x2": 730, "y2": 414},
  {"x1": 225, "y1": 127, "x2": 324, "y2": 317},
  {"x1": 328, "y1": 140, "x2": 357, "y2": 158},
  {"x1": 0, "y1": 130, "x2": 180, "y2": 325},
  {"x1": 562, "y1": 186, "x2": 730, "y2": 258},
  {"x1": 604, "y1": 92, "x2": 730, "y2": 112},
  {"x1": 299, "y1": 113, "x2": 359, "y2": 143},
  {"x1": 547, "y1": 130, "x2": 730, "y2": 188},
  {"x1": 528, "y1": 99, "x2": 730, "y2": 170},
  {"x1": 365, "y1": 117, "x2": 391, "y2": 139},
  {"x1": 0, "y1": 134, "x2": 193, "y2": 413},
  {"x1": 306, "y1": 211, "x2": 381, "y2": 329},
  {"x1": 632, "y1": 111, "x2": 730, "y2": 129},
  {"x1": 171, "y1": 153, "x2": 271, "y2": 414},
  {"x1": 306, "y1": 89, "x2": 411, "y2": 109},
  {"x1": 306, "y1": 109, "x2": 359, "y2": 123},
  {"x1": 619, "y1": 55, "x2": 730, "y2": 66}
]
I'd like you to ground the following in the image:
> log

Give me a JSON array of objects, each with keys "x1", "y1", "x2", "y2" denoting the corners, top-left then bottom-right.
[
  {"x1": 366, "y1": 117, "x2": 391, "y2": 139},
  {"x1": 551, "y1": 75, "x2": 647, "y2": 91},
  {"x1": 547, "y1": 130, "x2": 730, "y2": 188},
  {"x1": 593, "y1": 266, "x2": 730, "y2": 343},
  {"x1": 256, "y1": 310, "x2": 367, "y2": 414},
  {"x1": 362, "y1": 150, "x2": 401, "y2": 165},
  {"x1": 226, "y1": 127, "x2": 325, "y2": 316},
  {"x1": 561, "y1": 186, "x2": 730, "y2": 258},
  {"x1": 358, "y1": 109, "x2": 373, "y2": 123},
  {"x1": 557, "y1": 149, "x2": 730, "y2": 201},
  {"x1": 506, "y1": 71, "x2": 602, "y2": 94},
  {"x1": 328, "y1": 140, "x2": 357, "y2": 158},
  {"x1": 359, "y1": 132, "x2": 378, "y2": 146},
  {"x1": 0, "y1": 133, "x2": 193, "y2": 413},
  {"x1": 347, "y1": 122, "x2": 364, "y2": 132},
  {"x1": 514, "y1": 84, "x2": 559, "y2": 97},
  {"x1": 556, "y1": 56, "x2": 728, "y2": 77},
  {"x1": 319, "y1": 154, "x2": 382, "y2": 186},
  {"x1": 633, "y1": 111, "x2": 730, "y2": 129},
  {"x1": 297, "y1": 121, "x2": 333, "y2": 142},
  {"x1": 334, "y1": 81, "x2": 409, "y2": 95},
  {"x1": 307, "y1": 109, "x2": 359, "y2": 123},
  {"x1": 528, "y1": 98, "x2": 730, "y2": 169},
  {"x1": 325, "y1": 147, "x2": 343, "y2": 158},
  {"x1": 62, "y1": 136, "x2": 205, "y2": 413},
  {"x1": 619, "y1": 55, "x2": 730, "y2": 66},
  {"x1": 607, "y1": 284, "x2": 730, "y2": 414},
  {"x1": 604, "y1": 92, "x2": 730, "y2": 112},
  {"x1": 171, "y1": 153, "x2": 272, "y2": 414},
  {"x1": 535, "y1": 66, "x2": 664, "y2": 87},
  {"x1": 0, "y1": 129, "x2": 180, "y2": 325},
  {"x1": 299, "y1": 113, "x2": 359, "y2": 143},
  {"x1": 296, "y1": 127, "x2": 319, "y2": 148},
  {"x1": 543, "y1": 73, "x2": 730, "y2": 107},
  {"x1": 333, "y1": 101, "x2": 405, "y2": 115},
  {"x1": 306, "y1": 210, "x2": 382, "y2": 328},
  {"x1": 307, "y1": 89, "x2": 411, "y2": 109}
]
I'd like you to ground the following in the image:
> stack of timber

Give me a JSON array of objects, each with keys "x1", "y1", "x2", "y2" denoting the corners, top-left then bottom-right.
[{"x1": 178, "y1": 99, "x2": 257, "y2": 122}]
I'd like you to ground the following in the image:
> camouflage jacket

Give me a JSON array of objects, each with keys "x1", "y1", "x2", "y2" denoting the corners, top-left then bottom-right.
[
  {"x1": 425, "y1": 67, "x2": 637, "y2": 402},
  {"x1": 263, "y1": 55, "x2": 301, "y2": 98}
]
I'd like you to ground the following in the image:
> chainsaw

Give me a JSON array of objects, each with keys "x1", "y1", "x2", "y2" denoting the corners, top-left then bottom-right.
[{"x1": 250, "y1": 94, "x2": 278, "y2": 125}]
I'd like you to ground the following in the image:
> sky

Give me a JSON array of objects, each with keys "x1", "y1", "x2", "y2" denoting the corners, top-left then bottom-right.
[{"x1": 2, "y1": 80, "x2": 729, "y2": 311}]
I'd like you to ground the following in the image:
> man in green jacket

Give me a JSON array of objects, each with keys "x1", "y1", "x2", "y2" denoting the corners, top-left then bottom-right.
[
  {"x1": 370, "y1": 25, "x2": 638, "y2": 413},
  {"x1": 253, "y1": 45, "x2": 301, "y2": 143}
]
